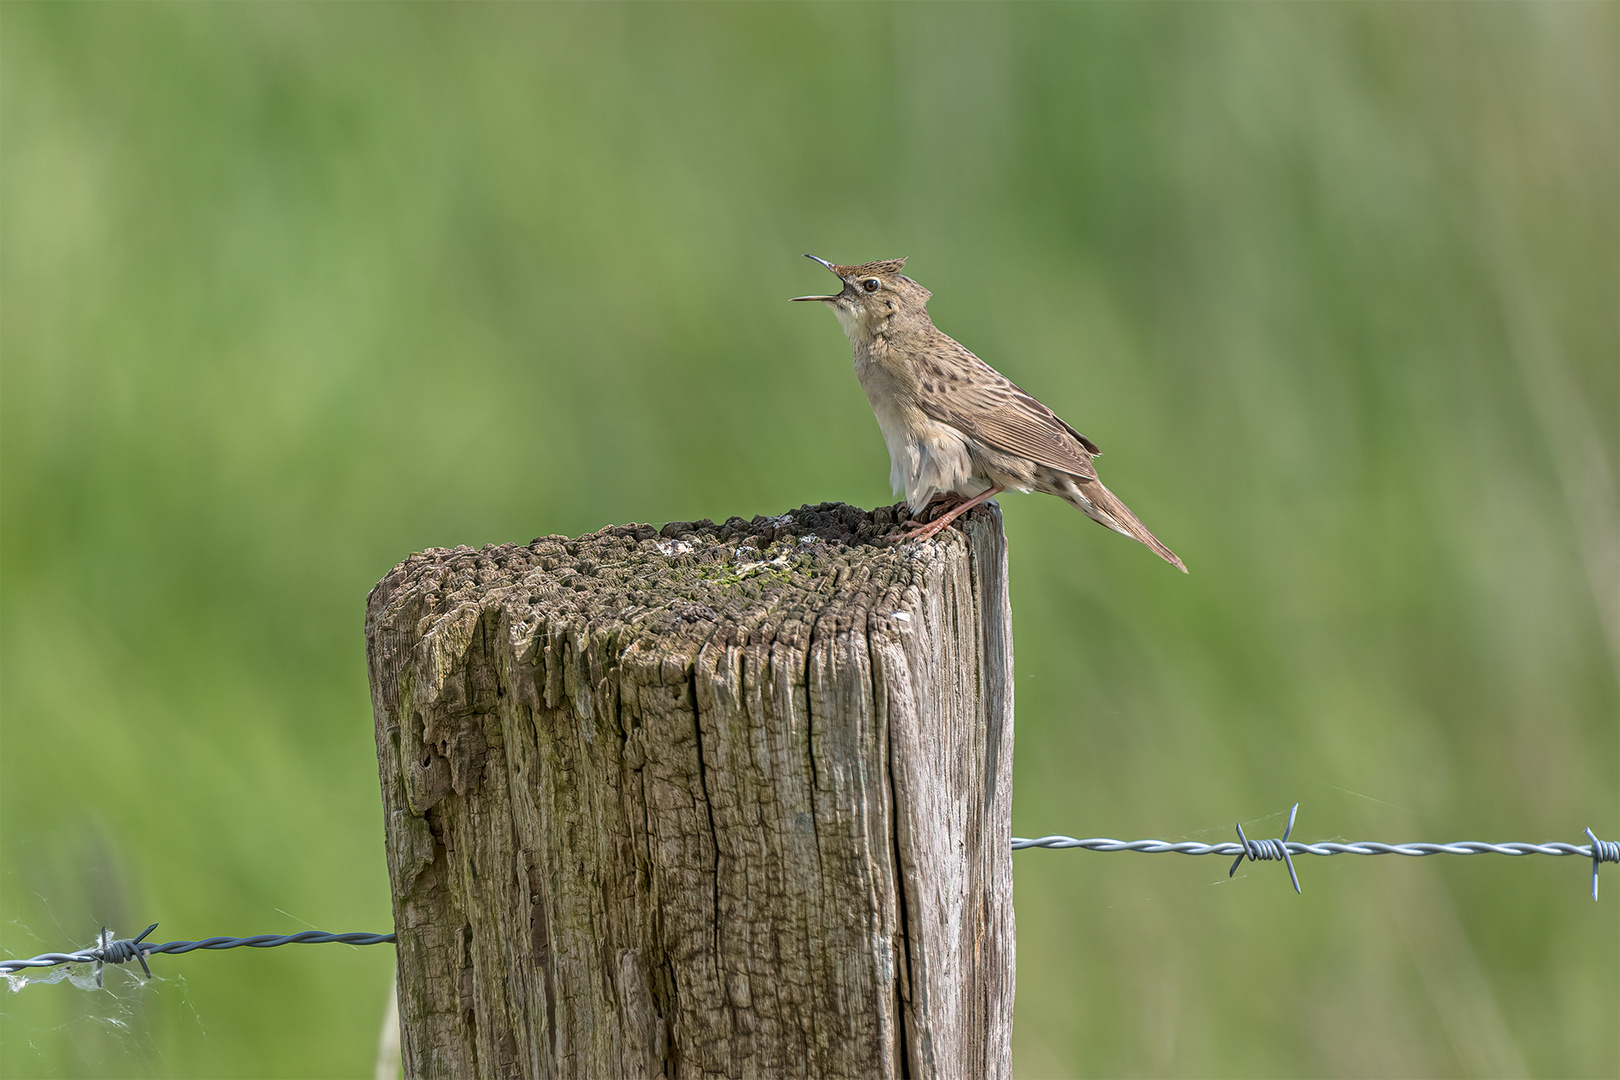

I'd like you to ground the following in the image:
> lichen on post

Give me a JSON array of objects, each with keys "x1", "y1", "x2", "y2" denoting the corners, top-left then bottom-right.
[{"x1": 366, "y1": 501, "x2": 1014, "y2": 1079}]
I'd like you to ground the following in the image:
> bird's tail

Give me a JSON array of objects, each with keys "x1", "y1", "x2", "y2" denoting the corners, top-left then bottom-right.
[{"x1": 1068, "y1": 476, "x2": 1187, "y2": 573}]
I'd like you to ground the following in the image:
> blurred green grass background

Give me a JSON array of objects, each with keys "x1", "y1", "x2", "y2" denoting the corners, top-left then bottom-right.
[{"x1": 3, "y1": 3, "x2": 1615, "y2": 1077}]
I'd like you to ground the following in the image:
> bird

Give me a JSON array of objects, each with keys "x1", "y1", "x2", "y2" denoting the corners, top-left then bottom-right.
[{"x1": 792, "y1": 255, "x2": 1186, "y2": 572}]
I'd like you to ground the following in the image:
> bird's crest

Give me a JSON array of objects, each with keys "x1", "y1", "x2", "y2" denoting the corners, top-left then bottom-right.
[{"x1": 834, "y1": 258, "x2": 908, "y2": 278}]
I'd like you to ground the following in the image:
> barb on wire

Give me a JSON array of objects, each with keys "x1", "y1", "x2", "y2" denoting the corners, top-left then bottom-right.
[
  {"x1": 94, "y1": 924, "x2": 154, "y2": 986},
  {"x1": 1588, "y1": 828, "x2": 1619, "y2": 901},
  {"x1": 1230, "y1": 803, "x2": 1301, "y2": 893},
  {"x1": 1014, "y1": 806, "x2": 1616, "y2": 899},
  {"x1": 0, "y1": 926, "x2": 397, "y2": 981}
]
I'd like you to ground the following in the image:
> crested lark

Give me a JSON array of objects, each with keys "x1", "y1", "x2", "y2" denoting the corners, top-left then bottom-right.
[{"x1": 792, "y1": 255, "x2": 1186, "y2": 572}]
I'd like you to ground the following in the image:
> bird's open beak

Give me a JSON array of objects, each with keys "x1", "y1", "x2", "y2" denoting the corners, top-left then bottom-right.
[{"x1": 790, "y1": 253, "x2": 846, "y2": 302}]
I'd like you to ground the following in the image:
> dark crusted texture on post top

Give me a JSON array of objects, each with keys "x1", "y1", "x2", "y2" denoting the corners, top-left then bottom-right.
[{"x1": 366, "y1": 500, "x2": 1014, "y2": 1079}]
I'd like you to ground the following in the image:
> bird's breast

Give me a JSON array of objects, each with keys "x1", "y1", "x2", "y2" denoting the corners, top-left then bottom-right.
[{"x1": 853, "y1": 356, "x2": 983, "y2": 513}]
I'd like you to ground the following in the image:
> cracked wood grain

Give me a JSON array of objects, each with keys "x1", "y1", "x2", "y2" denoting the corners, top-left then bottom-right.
[{"x1": 366, "y1": 501, "x2": 1014, "y2": 1079}]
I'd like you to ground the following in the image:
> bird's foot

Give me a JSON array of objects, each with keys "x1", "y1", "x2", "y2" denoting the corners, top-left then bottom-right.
[
  {"x1": 902, "y1": 492, "x2": 966, "y2": 539},
  {"x1": 901, "y1": 486, "x2": 1005, "y2": 541},
  {"x1": 903, "y1": 515, "x2": 954, "y2": 541}
]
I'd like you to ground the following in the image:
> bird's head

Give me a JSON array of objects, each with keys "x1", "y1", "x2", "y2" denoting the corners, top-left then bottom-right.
[{"x1": 791, "y1": 255, "x2": 932, "y2": 343}]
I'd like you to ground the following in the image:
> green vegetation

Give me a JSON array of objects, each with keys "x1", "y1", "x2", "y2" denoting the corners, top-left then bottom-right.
[{"x1": 3, "y1": 4, "x2": 1614, "y2": 1076}]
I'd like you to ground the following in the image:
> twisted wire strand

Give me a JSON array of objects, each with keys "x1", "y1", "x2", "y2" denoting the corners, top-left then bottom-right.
[
  {"x1": 1009, "y1": 838, "x2": 1604, "y2": 857},
  {"x1": 1014, "y1": 807, "x2": 1616, "y2": 898},
  {"x1": 3, "y1": 815, "x2": 1610, "y2": 978},
  {"x1": 0, "y1": 927, "x2": 396, "y2": 979}
]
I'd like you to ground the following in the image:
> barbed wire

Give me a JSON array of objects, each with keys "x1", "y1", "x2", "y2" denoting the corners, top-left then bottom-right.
[
  {"x1": 2, "y1": 808, "x2": 1610, "y2": 984},
  {"x1": 0, "y1": 925, "x2": 396, "y2": 983},
  {"x1": 1014, "y1": 805, "x2": 1619, "y2": 898}
]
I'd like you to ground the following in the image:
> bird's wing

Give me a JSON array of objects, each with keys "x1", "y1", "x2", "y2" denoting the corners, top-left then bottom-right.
[{"x1": 915, "y1": 342, "x2": 1102, "y2": 478}]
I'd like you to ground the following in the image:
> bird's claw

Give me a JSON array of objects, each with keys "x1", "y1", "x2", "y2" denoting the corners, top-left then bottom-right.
[
  {"x1": 899, "y1": 492, "x2": 964, "y2": 539},
  {"x1": 902, "y1": 517, "x2": 954, "y2": 541}
]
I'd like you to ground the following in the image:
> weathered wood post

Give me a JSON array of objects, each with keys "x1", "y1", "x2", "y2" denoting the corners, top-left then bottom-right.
[{"x1": 366, "y1": 501, "x2": 1014, "y2": 1078}]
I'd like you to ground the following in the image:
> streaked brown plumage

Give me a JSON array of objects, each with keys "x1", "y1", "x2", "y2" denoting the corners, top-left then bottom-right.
[{"x1": 792, "y1": 255, "x2": 1186, "y2": 572}]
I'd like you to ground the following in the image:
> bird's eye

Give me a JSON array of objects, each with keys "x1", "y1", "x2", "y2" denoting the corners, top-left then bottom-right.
[{"x1": 862, "y1": 278, "x2": 880, "y2": 292}]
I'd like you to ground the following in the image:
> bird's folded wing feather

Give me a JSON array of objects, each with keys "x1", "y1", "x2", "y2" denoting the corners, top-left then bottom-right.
[{"x1": 916, "y1": 347, "x2": 1101, "y2": 479}]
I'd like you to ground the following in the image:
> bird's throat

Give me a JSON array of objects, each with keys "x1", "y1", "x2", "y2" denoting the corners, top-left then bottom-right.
[
  {"x1": 830, "y1": 301, "x2": 889, "y2": 350},
  {"x1": 830, "y1": 302, "x2": 866, "y2": 343}
]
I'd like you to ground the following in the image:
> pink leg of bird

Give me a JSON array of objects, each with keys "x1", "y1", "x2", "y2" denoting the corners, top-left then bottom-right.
[{"x1": 904, "y1": 486, "x2": 1004, "y2": 541}]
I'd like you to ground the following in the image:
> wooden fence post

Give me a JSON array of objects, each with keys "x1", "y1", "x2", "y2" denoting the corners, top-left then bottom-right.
[{"x1": 366, "y1": 501, "x2": 1014, "y2": 1079}]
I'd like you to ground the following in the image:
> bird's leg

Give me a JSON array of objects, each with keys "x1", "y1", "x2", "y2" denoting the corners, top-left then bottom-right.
[{"x1": 904, "y1": 486, "x2": 1004, "y2": 540}]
